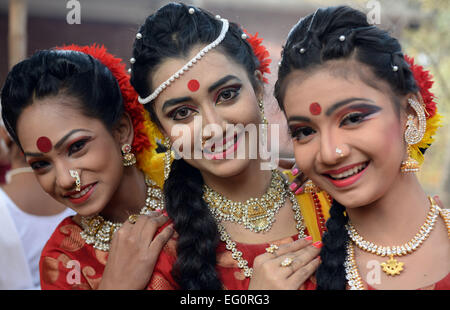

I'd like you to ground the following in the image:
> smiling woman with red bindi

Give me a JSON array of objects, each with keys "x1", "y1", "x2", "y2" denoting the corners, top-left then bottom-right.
[
  {"x1": 129, "y1": 3, "x2": 331, "y2": 290},
  {"x1": 1, "y1": 45, "x2": 173, "y2": 290},
  {"x1": 275, "y1": 6, "x2": 448, "y2": 290}
]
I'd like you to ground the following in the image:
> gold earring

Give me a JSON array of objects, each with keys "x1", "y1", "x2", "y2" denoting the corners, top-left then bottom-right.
[
  {"x1": 121, "y1": 144, "x2": 136, "y2": 167},
  {"x1": 258, "y1": 99, "x2": 269, "y2": 145},
  {"x1": 303, "y1": 180, "x2": 320, "y2": 194},
  {"x1": 69, "y1": 169, "x2": 81, "y2": 192},
  {"x1": 400, "y1": 99, "x2": 426, "y2": 173},
  {"x1": 163, "y1": 137, "x2": 173, "y2": 180}
]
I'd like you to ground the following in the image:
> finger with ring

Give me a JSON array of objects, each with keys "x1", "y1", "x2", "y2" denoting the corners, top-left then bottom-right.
[
  {"x1": 128, "y1": 214, "x2": 139, "y2": 224},
  {"x1": 265, "y1": 244, "x2": 279, "y2": 255},
  {"x1": 280, "y1": 257, "x2": 294, "y2": 267}
]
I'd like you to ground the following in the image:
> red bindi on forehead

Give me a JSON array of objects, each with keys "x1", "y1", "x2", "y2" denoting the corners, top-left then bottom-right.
[
  {"x1": 187, "y1": 79, "x2": 200, "y2": 92},
  {"x1": 309, "y1": 102, "x2": 322, "y2": 116},
  {"x1": 36, "y1": 136, "x2": 52, "y2": 153}
]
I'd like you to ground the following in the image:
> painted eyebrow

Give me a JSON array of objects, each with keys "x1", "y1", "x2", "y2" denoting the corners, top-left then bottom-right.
[
  {"x1": 162, "y1": 96, "x2": 191, "y2": 113},
  {"x1": 24, "y1": 129, "x2": 92, "y2": 157},
  {"x1": 287, "y1": 116, "x2": 311, "y2": 124},
  {"x1": 325, "y1": 97, "x2": 376, "y2": 116},
  {"x1": 207, "y1": 75, "x2": 241, "y2": 93},
  {"x1": 161, "y1": 75, "x2": 242, "y2": 113}
]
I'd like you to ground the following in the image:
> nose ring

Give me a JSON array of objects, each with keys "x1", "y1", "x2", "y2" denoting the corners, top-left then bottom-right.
[
  {"x1": 69, "y1": 169, "x2": 81, "y2": 192},
  {"x1": 336, "y1": 147, "x2": 344, "y2": 157}
]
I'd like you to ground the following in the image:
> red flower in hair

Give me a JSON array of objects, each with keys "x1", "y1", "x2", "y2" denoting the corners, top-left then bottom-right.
[
  {"x1": 243, "y1": 30, "x2": 272, "y2": 84},
  {"x1": 404, "y1": 54, "x2": 437, "y2": 118},
  {"x1": 56, "y1": 44, "x2": 151, "y2": 153}
]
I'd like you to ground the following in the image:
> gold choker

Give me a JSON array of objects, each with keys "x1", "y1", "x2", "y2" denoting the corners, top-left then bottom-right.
[
  {"x1": 204, "y1": 170, "x2": 306, "y2": 278},
  {"x1": 203, "y1": 170, "x2": 287, "y2": 233},
  {"x1": 80, "y1": 176, "x2": 164, "y2": 251}
]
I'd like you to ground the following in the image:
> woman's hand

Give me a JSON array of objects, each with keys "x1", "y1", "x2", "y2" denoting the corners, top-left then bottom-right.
[
  {"x1": 248, "y1": 238, "x2": 321, "y2": 290},
  {"x1": 98, "y1": 212, "x2": 173, "y2": 290},
  {"x1": 278, "y1": 158, "x2": 308, "y2": 195}
]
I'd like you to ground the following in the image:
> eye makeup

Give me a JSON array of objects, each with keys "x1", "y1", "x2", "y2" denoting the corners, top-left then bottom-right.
[
  {"x1": 213, "y1": 84, "x2": 242, "y2": 104},
  {"x1": 336, "y1": 104, "x2": 382, "y2": 127}
]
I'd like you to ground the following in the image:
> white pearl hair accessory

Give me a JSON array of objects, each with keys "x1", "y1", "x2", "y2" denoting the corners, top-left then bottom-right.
[
  {"x1": 393, "y1": 65, "x2": 399, "y2": 72},
  {"x1": 299, "y1": 48, "x2": 306, "y2": 54},
  {"x1": 339, "y1": 35, "x2": 346, "y2": 41},
  {"x1": 189, "y1": 7, "x2": 195, "y2": 14},
  {"x1": 136, "y1": 33, "x2": 142, "y2": 39},
  {"x1": 138, "y1": 18, "x2": 230, "y2": 104},
  {"x1": 241, "y1": 33, "x2": 248, "y2": 40}
]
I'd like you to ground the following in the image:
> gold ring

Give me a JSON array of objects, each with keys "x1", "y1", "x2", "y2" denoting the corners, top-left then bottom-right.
[
  {"x1": 128, "y1": 214, "x2": 139, "y2": 224},
  {"x1": 280, "y1": 257, "x2": 293, "y2": 267},
  {"x1": 265, "y1": 244, "x2": 279, "y2": 254}
]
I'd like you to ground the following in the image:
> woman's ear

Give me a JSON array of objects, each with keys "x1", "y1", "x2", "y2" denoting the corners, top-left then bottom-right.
[
  {"x1": 403, "y1": 92, "x2": 425, "y2": 130},
  {"x1": 253, "y1": 70, "x2": 265, "y2": 100},
  {"x1": 113, "y1": 112, "x2": 134, "y2": 146}
]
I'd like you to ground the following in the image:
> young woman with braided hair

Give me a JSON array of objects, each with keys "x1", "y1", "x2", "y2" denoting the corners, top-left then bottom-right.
[
  {"x1": 275, "y1": 6, "x2": 449, "y2": 289},
  {"x1": 129, "y1": 2, "x2": 330, "y2": 290}
]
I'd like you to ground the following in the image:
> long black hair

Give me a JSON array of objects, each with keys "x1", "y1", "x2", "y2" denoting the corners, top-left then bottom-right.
[
  {"x1": 274, "y1": 6, "x2": 419, "y2": 289},
  {"x1": 1, "y1": 49, "x2": 124, "y2": 149},
  {"x1": 129, "y1": 2, "x2": 261, "y2": 289}
]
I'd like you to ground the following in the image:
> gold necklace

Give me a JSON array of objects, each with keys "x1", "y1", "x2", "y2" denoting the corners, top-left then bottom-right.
[
  {"x1": 80, "y1": 176, "x2": 164, "y2": 251},
  {"x1": 345, "y1": 198, "x2": 450, "y2": 289},
  {"x1": 208, "y1": 171, "x2": 307, "y2": 278},
  {"x1": 346, "y1": 197, "x2": 440, "y2": 276},
  {"x1": 203, "y1": 170, "x2": 286, "y2": 233}
]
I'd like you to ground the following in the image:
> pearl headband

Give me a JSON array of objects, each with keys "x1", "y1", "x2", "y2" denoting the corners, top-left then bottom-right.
[{"x1": 137, "y1": 18, "x2": 230, "y2": 105}]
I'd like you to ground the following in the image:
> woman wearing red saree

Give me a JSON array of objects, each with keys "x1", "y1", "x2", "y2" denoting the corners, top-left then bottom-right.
[
  {"x1": 129, "y1": 3, "x2": 330, "y2": 290},
  {"x1": 1, "y1": 45, "x2": 173, "y2": 289}
]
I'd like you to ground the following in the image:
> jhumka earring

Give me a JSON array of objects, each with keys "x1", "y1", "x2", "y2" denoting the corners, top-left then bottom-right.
[
  {"x1": 69, "y1": 169, "x2": 81, "y2": 192},
  {"x1": 121, "y1": 144, "x2": 136, "y2": 167},
  {"x1": 400, "y1": 99, "x2": 426, "y2": 173},
  {"x1": 163, "y1": 137, "x2": 173, "y2": 180}
]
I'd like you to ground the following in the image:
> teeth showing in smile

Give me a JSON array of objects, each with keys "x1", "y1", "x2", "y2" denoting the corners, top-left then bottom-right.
[
  {"x1": 329, "y1": 162, "x2": 368, "y2": 180},
  {"x1": 205, "y1": 135, "x2": 238, "y2": 154},
  {"x1": 70, "y1": 184, "x2": 93, "y2": 199}
]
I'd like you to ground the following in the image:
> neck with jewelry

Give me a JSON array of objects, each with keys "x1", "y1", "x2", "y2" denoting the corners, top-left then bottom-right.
[
  {"x1": 201, "y1": 158, "x2": 273, "y2": 202},
  {"x1": 99, "y1": 167, "x2": 148, "y2": 223},
  {"x1": 345, "y1": 172, "x2": 430, "y2": 245}
]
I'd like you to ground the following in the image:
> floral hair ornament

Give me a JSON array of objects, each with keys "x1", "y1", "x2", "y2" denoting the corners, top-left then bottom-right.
[
  {"x1": 242, "y1": 29, "x2": 272, "y2": 84},
  {"x1": 56, "y1": 44, "x2": 165, "y2": 187},
  {"x1": 403, "y1": 55, "x2": 442, "y2": 167}
]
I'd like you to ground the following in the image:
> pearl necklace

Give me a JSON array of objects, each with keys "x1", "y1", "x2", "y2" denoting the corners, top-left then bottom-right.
[
  {"x1": 346, "y1": 197, "x2": 440, "y2": 276},
  {"x1": 345, "y1": 198, "x2": 450, "y2": 289},
  {"x1": 80, "y1": 176, "x2": 164, "y2": 251},
  {"x1": 203, "y1": 170, "x2": 287, "y2": 233},
  {"x1": 209, "y1": 171, "x2": 307, "y2": 278}
]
